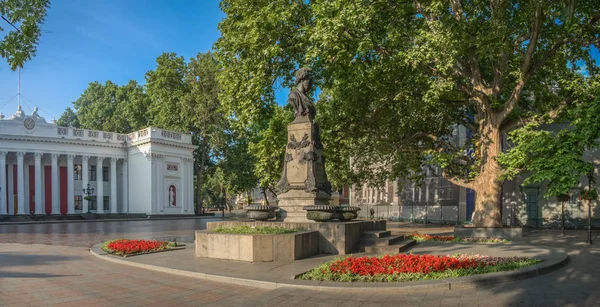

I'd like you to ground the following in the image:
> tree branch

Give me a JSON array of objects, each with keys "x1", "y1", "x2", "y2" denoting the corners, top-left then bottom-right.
[
  {"x1": 500, "y1": 97, "x2": 572, "y2": 131},
  {"x1": 492, "y1": 51, "x2": 509, "y2": 97},
  {"x1": 450, "y1": 0, "x2": 465, "y2": 20},
  {"x1": 442, "y1": 170, "x2": 474, "y2": 189},
  {"x1": 497, "y1": 4, "x2": 543, "y2": 123}
]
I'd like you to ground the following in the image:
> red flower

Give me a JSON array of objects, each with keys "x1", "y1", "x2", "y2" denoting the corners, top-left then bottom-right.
[
  {"x1": 106, "y1": 239, "x2": 167, "y2": 255},
  {"x1": 327, "y1": 254, "x2": 482, "y2": 276}
]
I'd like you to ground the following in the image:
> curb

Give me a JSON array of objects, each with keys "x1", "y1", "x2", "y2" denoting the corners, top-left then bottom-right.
[
  {"x1": 90, "y1": 243, "x2": 569, "y2": 291},
  {"x1": 0, "y1": 216, "x2": 224, "y2": 226}
]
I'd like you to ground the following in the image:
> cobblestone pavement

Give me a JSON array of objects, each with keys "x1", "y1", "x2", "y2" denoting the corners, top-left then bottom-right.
[{"x1": 1, "y1": 220, "x2": 600, "y2": 306}]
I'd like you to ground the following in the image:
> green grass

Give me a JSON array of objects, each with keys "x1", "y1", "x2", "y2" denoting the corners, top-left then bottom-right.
[
  {"x1": 213, "y1": 226, "x2": 299, "y2": 234},
  {"x1": 297, "y1": 257, "x2": 542, "y2": 282}
]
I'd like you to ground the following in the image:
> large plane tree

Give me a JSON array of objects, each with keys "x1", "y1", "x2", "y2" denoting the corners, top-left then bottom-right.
[{"x1": 216, "y1": 0, "x2": 600, "y2": 227}]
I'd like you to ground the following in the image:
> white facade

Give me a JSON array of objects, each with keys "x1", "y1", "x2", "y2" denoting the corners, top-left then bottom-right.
[{"x1": 0, "y1": 107, "x2": 196, "y2": 216}]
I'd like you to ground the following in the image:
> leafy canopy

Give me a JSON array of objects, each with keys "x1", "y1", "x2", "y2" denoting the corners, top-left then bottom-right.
[
  {"x1": 216, "y1": 0, "x2": 600, "y2": 193},
  {"x1": 0, "y1": 0, "x2": 49, "y2": 70}
]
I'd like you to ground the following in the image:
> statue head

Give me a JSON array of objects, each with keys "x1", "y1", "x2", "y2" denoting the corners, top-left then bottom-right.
[{"x1": 295, "y1": 68, "x2": 312, "y2": 92}]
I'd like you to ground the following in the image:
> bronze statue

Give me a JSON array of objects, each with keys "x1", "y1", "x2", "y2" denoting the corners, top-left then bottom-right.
[{"x1": 288, "y1": 68, "x2": 315, "y2": 122}]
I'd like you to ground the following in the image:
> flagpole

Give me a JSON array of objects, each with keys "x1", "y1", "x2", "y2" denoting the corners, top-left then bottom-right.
[{"x1": 18, "y1": 67, "x2": 21, "y2": 109}]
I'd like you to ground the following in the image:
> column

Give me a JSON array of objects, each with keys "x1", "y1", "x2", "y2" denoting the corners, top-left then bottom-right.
[
  {"x1": 122, "y1": 159, "x2": 128, "y2": 214},
  {"x1": 24, "y1": 158, "x2": 29, "y2": 212},
  {"x1": 7, "y1": 162, "x2": 14, "y2": 215},
  {"x1": 16, "y1": 152, "x2": 25, "y2": 215},
  {"x1": 51, "y1": 154, "x2": 59, "y2": 215},
  {"x1": 96, "y1": 157, "x2": 104, "y2": 214},
  {"x1": 82, "y1": 156, "x2": 89, "y2": 213},
  {"x1": 180, "y1": 158, "x2": 187, "y2": 214},
  {"x1": 67, "y1": 154, "x2": 75, "y2": 214},
  {"x1": 110, "y1": 157, "x2": 118, "y2": 214},
  {"x1": 188, "y1": 158, "x2": 194, "y2": 213},
  {"x1": 158, "y1": 157, "x2": 164, "y2": 212},
  {"x1": 0, "y1": 151, "x2": 7, "y2": 215},
  {"x1": 34, "y1": 153, "x2": 43, "y2": 214}
]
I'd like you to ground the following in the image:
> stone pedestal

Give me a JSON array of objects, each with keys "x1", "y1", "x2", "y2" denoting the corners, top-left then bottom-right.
[{"x1": 276, "y1": 119, "x2": 331, "y2": 222}]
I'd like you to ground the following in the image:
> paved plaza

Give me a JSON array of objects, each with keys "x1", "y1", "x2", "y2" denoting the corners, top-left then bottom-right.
[{"x1": 1, "y1": 220, "x2": 600, "y2": 306}]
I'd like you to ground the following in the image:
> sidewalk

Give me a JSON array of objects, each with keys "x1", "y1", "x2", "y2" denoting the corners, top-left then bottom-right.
[{"x1": 90, "y1": 240, "x2": 568, "y2": 291}]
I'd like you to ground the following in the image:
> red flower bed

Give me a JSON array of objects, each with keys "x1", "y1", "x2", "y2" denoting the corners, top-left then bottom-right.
[
  {"x1": 106, "y1": 239, "x2": 167, "y2": 256},
  {"x1": 328, "y1": 254, "x2": 481, "y2": 275}
]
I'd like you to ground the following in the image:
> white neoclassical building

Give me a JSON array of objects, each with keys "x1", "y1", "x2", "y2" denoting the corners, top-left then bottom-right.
[{"x1": 0, "y1": 106, "x2": 196, "y2": 216}]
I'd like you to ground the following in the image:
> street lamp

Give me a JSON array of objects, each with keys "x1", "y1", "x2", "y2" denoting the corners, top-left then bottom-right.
[
  {"x1": 586, "y1": 170, "x2": 595, "y2": 245},
  {"x1": 83, "y1": 183, "x2": 95, "y2": 214}
]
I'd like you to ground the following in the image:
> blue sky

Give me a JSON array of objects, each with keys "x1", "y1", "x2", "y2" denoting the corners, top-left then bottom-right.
[{"x1": 0, "y1": 0, "x2": 226, "y2": 121}]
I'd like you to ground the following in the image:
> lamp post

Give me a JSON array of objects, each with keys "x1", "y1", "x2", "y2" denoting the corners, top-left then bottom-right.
[
  {"x1": 586, "y1": 170, "x2": 595, "y2": 245},
  {"x1": 83, "y1": 183, "x2": 95, "y2": 214}
]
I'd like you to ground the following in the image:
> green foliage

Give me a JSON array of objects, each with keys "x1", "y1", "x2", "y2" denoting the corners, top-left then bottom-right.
[
  {"x1": 216, "y1": 0, "x2": 600, "y2": 198},
  {"x1": 57, "y1": 107, "x2": 80, "y2": 128},
  {"x1": 247, "y1": 105, "x2": 293, "y2": 191},
  {"x1": 0, "y1": 0, "x2": 49, "y2": 70},
  {"x1": 69, "y1": 51, "x2": 257, "y2": 213},
  {"x1": 215, "y1": 0, "x2": 311, "y2": 129},
  {"x1": 498, "y1": 78, "x2": 600, "y2": 198},
  {"x1": 579, "y1": 189, "x2": 599, "y2": 201},
  {"x1": 213, "y1": 226, "x2": 298, "y2": 234},
  {"x1": 73, "y1": 80, "x2": 150, "y2": 133},
  {"x1": 145, "y1": 52, "x2": 257, "y2": 209}
]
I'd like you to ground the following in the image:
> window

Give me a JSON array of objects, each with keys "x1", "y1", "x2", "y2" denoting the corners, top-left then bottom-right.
[
  {"x1": 524, "y1": 188, "x2": 539, "y2": 227},
  {"x1": 89, "y1": 165, "x2": 97, "y2": 181},
  {"x1": 74, "y1": 165, "x2": 82, "y2": 180},
  {"x1": 89, "y1": 196, "x2": 97, "y2": 210},
  {"x1": 103, "y1": 166, "x2": 109, "y2": 182},
  {"x1": 74, "y1": 195, "x2": 82, "y2": 210},
  {"x1": 103, "y1": 196, "x2": 109, "y2": 211}
]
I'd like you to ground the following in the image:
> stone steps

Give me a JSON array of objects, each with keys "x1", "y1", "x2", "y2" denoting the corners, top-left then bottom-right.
[
  {"x1": 361, "y1": 230, "x2": 391, "y2": 239},
  {"x1": 359, "y1": 235, "x2": 406, "y2": 246},
  {"x1": 355, "y1": 228, "x2": 417, "y2": 254},
  {"x1": 363, "y1": 239, "x2": 416, "y2": 255}
]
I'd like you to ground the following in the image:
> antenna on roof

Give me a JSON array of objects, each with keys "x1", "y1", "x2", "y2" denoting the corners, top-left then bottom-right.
[{"x1": 18, "y1": 67, "x2": 21, "y2": 109}]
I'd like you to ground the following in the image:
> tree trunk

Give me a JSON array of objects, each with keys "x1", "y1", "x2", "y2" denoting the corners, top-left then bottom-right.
[
  {"x1": 195, "y1": 138, "x2": 209, "y2": 215},
  {"x1": 471, "y1": 173, "x2": 503, "y2": 227},
  {"x1": 470, "y1": 124, "x2": 504, "y2": 227}
]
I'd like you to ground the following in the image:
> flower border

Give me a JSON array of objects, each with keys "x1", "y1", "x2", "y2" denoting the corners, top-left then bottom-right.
[
  {"x1": 101, "y1": 239, "x2": 185, "y2": 257},
  {"x1": 297, "y1": 253, "x2": 541, "y2": 282}
]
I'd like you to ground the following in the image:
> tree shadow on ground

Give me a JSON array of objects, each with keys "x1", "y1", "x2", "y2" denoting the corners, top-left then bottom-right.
[
  {"x1": 0, "y1": 252, "x2": 81, "y2": 268},
  {"x1": 0, "y1": 271, "x2": 81, "y2": 278}
]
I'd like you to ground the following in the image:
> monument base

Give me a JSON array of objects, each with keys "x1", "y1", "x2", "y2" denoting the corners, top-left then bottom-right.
[
  {"x1": 204, "y1": 220, "x2": 386, "y2": 255},
  {"x1": 277, "y1": 190, "x2": 330, "y2": 223}
]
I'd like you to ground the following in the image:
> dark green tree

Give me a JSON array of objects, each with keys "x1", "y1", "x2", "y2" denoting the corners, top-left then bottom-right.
[
  {"x1": 216, "y1": 0, "x2": 600, "y2": 227},
  {"x1": 72, "y1": 80, "x2": 150, "y2": 133},
  {"x1": 146, "y1": 52, "x2": 256, "y2": 213},
  {"x1": 57, "y1": 107, "x2": 80, "y2": 128}
]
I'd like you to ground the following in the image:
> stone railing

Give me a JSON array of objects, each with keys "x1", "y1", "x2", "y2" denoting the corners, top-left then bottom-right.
[
  {"x1": 127, "y1": 127, "x2": 191, "y2": 144},
  {"x1": 54, "y1": 126, "x2": 126, "y2": 144},
  {"x1": 38, "y1": 125, "x2": 191, "y2": 145}
]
